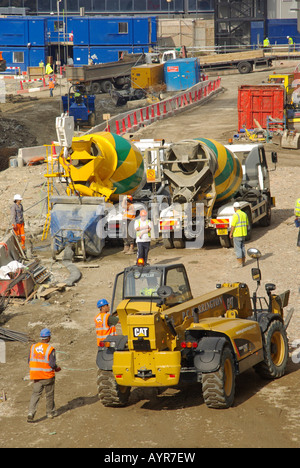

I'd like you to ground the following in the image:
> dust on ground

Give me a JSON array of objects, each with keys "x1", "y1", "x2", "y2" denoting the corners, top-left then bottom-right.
[{"x1": 0, "y1": 62, "x2": 300, "y2": 449}]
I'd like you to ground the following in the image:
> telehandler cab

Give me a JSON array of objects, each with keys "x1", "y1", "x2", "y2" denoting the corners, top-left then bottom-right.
[{"x1": 96, "y1": 248, "x2": 292, "y2": 409}]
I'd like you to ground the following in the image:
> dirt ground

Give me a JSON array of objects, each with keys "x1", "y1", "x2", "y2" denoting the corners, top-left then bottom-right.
[{"x1": 1, "y1": 61, "x2": 300, "y2": 450}]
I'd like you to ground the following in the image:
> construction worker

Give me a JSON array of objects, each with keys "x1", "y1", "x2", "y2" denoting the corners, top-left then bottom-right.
[
  {"x1": 121, "y1": 195, "x2": 136, "y2": 254},
  {"x1": 294, "y1": 197, "x2": 300, "y2": 249},
  {"x1": 11, "y1": 194, "x2": 26, "y2": 251},
  {"x1": 94, "y1": 299, "x2": 118, "y2": 346},
  {"x1": 135, "y1": 209, "x2": 152, "y2": 265},
  {"x1": 229, "y1": 202, "x2": 249, "y2": 268},
  {"x1": 263, "y1": 37, "x2": 270, "y2": 51},
  {"x1": 45, "y1": 61, "x2": 53, "y2": 75},
  {"x1": 48, "y1": 76, "x2": 55, "y2": 97},
  {"x1": 27, "y1": 328, "x2": 61, "y2": 422},
  {"x1": 287, "y1": 36, "x2": 294, "y2": 52}
]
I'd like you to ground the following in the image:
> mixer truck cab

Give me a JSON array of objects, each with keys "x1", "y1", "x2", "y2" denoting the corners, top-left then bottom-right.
[{"x1": 157, "y1": 139, "x2": 277, "y2": 249}]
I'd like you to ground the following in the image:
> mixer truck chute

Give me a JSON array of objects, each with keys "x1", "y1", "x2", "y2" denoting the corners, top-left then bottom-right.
[{"x1": 158, "y1": 139, "x2": 276, "y2": 249}]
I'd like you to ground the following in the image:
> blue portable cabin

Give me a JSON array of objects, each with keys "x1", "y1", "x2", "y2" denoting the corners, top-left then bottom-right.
[
  {"x1": 73, "y1": 45, "x2": 149, "y2": 66},
  {"x1": 0, "y1": 46, "x2": 47, "y2": 74},
  {"x1": 164, "y1": 58, "x2": 201, "y2": 92},
  {"x1": 0, "y1": 15, "x2": 157, "y2": 72}
]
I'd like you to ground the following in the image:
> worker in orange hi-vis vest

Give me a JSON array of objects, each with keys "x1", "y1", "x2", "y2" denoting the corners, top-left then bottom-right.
[
  {"x1": 27, "y1": 328, "x2": 61, "y2": 422},
  {"x1": 48, "y1": 76, "x2": 55, "y2": 97},
  {"x1": 11, "y1": 193, "x2": 26, "y2": 251},
  {"x1": 121, "y1": 194, "x2": 136, "y2": 254},
  {"x1": 94, "y1": 299, "x2": 118, "y2": 347}
]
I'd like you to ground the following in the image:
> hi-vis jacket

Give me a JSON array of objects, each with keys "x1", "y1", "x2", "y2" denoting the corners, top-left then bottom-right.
[
  {"x1": 94, "y1": 312, "x2": 116, "y2": 346},
  {"x1": 231, "y1": 209, "x2": 249, "y2": 237},
  {"x1": 29, "y1": 342, "x2": 55, "y2": 380},
  {"x1": 295, "y1": 198, "x2": 300, "y2": 217}
]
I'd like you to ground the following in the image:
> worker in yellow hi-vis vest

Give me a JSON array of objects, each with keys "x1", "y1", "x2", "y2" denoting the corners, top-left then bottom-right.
[
  {"x1": 294, "y1": 197, "x2": 300, "y2": 250},
  {"x1": 229, "y1": 202, "x2": 249, "y2": 268}
]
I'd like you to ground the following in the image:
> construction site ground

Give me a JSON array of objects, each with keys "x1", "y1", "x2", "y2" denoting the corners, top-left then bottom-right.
[{"x1": 1, "y1": 60, "x2": 300, "y2": 449}]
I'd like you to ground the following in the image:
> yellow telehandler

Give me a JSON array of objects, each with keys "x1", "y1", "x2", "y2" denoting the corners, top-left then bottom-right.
[{"x1": 96, "y1": 248, "x2": 292, "y2": 409}]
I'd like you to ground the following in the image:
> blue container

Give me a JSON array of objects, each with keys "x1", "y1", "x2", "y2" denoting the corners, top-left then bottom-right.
[
  {"x1": 67, "y1": 17, "x2": 90, "y2": 45},
  {"x1": 0, "y1": 18, "x2": 28, "y2": 46},
  {"x1": 164, "y1": 58, "x2": 200, "y2": 92},
  {"x1": 28, "y1": 18, "x2": 47, "y2": 46}
]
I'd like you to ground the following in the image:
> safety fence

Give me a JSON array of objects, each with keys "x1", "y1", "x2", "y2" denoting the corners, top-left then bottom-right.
[{"x1": 86, "y1": 77, "x2": 222, "y2": 137}]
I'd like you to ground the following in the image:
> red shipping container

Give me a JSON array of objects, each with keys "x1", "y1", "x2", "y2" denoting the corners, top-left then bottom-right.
[{"x1": 238, "y1": 85, "x2": 285, "y2": 130}]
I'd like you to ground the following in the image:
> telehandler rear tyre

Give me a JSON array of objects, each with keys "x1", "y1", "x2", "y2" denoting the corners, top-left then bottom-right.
[
  {"x1": 255, "y1": 319, "x2": 288, "y2": 379},
  {"x1": 202, "y1": 346, "x2": 235, "y2": 409},
  {"x1": 97, "y1": 369, "x2": 131, "y2": 407}
]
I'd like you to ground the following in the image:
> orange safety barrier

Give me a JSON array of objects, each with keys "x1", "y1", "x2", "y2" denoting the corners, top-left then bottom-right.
[{"x1": 103, "y1": 77, "x2": 221, "y2": 136}]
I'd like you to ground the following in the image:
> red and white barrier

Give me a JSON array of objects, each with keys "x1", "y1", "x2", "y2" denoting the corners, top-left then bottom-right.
[{"x1": 86, "y1": 77, "x2": 222, "y2": 137}]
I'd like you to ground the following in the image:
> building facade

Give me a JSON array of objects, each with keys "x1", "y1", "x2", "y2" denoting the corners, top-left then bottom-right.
[{"x1": 0, "y1": 0, "x2": 214, "y2": 15}]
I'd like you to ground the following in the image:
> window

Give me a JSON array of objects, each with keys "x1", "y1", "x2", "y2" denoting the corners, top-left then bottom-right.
[
  {"x1": 124, "y1": 270, "x2": 162, "y2": 298},
  {"x1": 134, "y1": 0, "x2": 147, "y2": 10},
  {"x1": 93, "y1": 0, "x2": 106, "y2": 11},
  {"x1": 13, "y1": 51, "x2": 24, "y2": 63},
  {"x1": 54, "y1": 20, "x2": 64, "y2": 32},
  {"x1": 118, "y1": 22, "x2": 128, "y2": 34},
  {"x1": 165, "y1": 266, "x2": 192, "y2": 306}
]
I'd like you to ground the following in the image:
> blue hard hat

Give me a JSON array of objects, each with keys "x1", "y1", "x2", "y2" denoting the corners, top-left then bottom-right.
[
  {"x1": 40, "y1": 328, "x2": 51, "y2": 338},
  {"x1": 97, "y1": 299, "x2": 109, "y2": 308}
]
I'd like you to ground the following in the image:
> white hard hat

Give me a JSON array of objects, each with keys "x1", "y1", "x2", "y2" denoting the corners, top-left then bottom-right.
[
  {"x1": 287, "y1": 36, "x2": 290, "y2": 38},
  {"x1": 233, "y1": 202, "x2": 241, "y2": 208},
  {"x1": 14, "y1": 194, "x2": 22, "y2": 201}
]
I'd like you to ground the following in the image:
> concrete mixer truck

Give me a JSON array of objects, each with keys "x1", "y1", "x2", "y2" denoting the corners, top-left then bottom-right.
[
  {"x1": 157, "y1": 138, "x2": 277, "y2": 249},
  {"x1": 49, "y1": 117, "x2": 168, "y2": 260}
]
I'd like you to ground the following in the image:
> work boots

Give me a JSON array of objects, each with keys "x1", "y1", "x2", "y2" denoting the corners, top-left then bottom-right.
[
  {"x1": 122, "y1": 245, "x2": 130, "y2": 253},
  {"x1": 125, "y1": 244, "x2": 134, "y2": 255},
  {"x1": 234, "y1": 258, "x2": 244, "y2": 268}
]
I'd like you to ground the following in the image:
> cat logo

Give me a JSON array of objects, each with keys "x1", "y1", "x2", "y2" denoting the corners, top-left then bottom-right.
[{"x1": 133, "y1": 327, "x2": 149, "y2": 338}]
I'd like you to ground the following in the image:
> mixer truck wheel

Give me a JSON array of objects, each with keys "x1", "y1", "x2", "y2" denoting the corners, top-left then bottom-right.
[
  {"x1": 219, "y1": 235, "x2": 231, "y2": 248},
  {"x1": 163, "y1": 233, "x2": 174, "y2": 249},
  {"x1": 202, "y1": 346, "x2": 235, "y2": 409},
  {"x1": 97, "y1": 369, "x2": 131, "y2": 407},
  {"x1": 254, "y1": 320, "x2": 288, "y2": 380},
  {"x1": 173, "y1": 238, "x2": 185, "y2": 249}
]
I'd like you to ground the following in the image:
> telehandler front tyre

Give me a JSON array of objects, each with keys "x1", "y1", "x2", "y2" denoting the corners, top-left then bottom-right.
[
  {"x1": 202, "y1": 346, "x2": 235, "y2": 409},
  {"x1": 97, "y1": 369, "x2": 131, "y2": 407},
  {"x1": 255, "y1": 319, "x2": 288, "y2": 379}
]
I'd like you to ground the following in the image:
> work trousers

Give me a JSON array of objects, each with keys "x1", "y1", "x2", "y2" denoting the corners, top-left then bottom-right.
[
  {"x1": 137, "y1": 241, "x2": 150, "y2": 263},
  {"x1": 122, "y1": 219, "x2": 135, "y2": 246},
  {"x1": 233, "y1": 236, "x2": 246, "y2": 259},
  {"x1": 13, "y1": 223, "x2": 25, "y2": 250},
  {"x1": 298, "y1": 229, "x2": 300, "y2": 247},
  {"x1": 28, "y1": 377, "x2": 55, "y2": 417}
]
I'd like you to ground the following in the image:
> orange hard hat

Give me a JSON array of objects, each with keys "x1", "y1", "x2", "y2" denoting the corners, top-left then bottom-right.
[
  {"x1": 127, "y1": 195, "x2": 133, "y2": 201},
  {"x1": 140, "y1": 210, "x2": 147, "y2": 216}
]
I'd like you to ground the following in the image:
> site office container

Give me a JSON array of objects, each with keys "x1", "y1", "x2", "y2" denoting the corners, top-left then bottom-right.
[
  {"x1": 0, "y1": 18, "x2": 28, "y2": 46},
  {"x1": 68, "y1": 16, "x2": 157, "y2": 47},
  {"x1": 0, "y1": 17, "x2": 46, "y2": 47},
  {"x1": 238, "y1": 85, "x2": 285, "y2": 130},
  {"x1": 73, "y1": 46, "x2": 146, "y2": 66},
  {"x1": 0, "y1": 47, "x2": 46, "y2": 73},
  {"x1": 164, "y1": 58, "x2": 200, "y2": 91}
]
